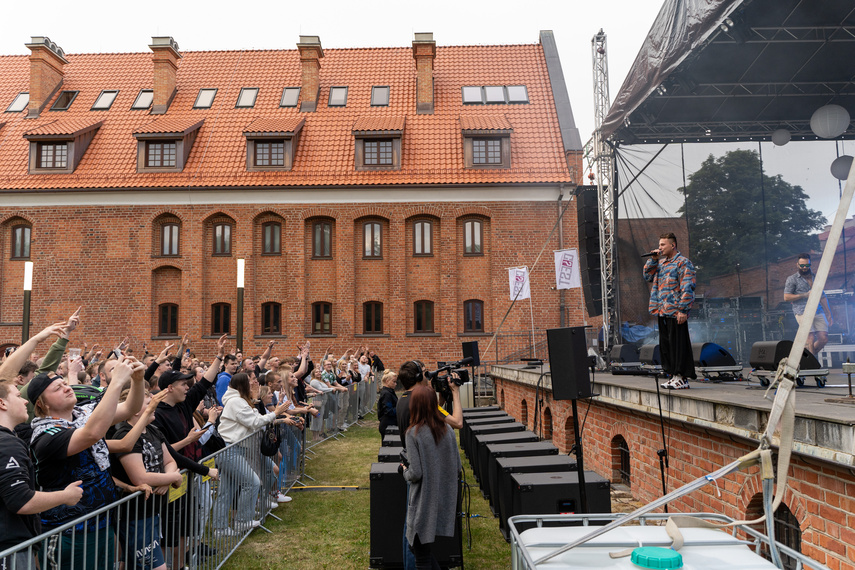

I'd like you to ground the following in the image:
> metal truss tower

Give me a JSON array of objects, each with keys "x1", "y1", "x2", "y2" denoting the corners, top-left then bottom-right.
[{"x1": 591, "y1": 29, "x2": 620, "y2": 351}]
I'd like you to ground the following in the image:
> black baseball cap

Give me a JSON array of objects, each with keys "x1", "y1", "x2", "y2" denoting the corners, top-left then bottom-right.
[
  {"x1": 26, "y1": 373, "x2": 61, "y2": 405},
  {"x1": 158, "y1": 369, "x2": 194, "y2": 391}
]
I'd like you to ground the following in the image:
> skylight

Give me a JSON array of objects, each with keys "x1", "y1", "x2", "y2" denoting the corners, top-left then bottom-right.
[
  {"x1": 131, "y1": 90, "x2": 153, "y2": 110},
  {"x1": 5, "y1": 92, "x2": 29, "y2": 113},
  {"x1": 194, "y1": 88, "x2": 217, "y2": 109},
  {"x1": 50, "y1": 91, "x2": 78, "y2": 111},
  {"x1": 371, "y1": 86, "x2": 390, "y2": 106},
  {"x1": 484, "y1": 86, "x2": 505, "y2": 104},
  {"x1": 280, "y1": 87, "x2": 300, "y2": 108},
  {"x1": 329, "y1": 87, "x2": 348, "y2": 107},
  {"x1": 236, "y1": 88, "x2": 259, "y2": 108},
  {"x1": 462, "y1": 86, "x2": 482, "y2": 104},
  {"x1": 91, "y1": 90, "x2": 118, "y2": 110},
  {"x1": 506, "y1": 85, "x2": 529, "y2": 104}
]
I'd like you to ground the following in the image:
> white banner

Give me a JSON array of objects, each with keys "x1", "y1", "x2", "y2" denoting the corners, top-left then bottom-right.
[
  {"x1": 554, "y1": 249, "x2": 582, "y2": 290},
  {"x1": 508, "y1": 267, "x2": 531, "y2": 300}
]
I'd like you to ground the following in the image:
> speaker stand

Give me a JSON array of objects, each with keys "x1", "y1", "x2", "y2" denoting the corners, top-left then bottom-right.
[
  {"x1": 569, "y1": 398, "x2": 589, "y2": 514},
  {"x1": 653, "y1": 373, "x2": 670, "y2": 513}
]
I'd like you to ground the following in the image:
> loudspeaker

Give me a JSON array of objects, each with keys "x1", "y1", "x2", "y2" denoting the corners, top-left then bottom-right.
[
  {"x1": 509, "y1": 471, "x2": 610, "y2": 535},
  {"x1": 384, "y1": 425, "x2": 399, "y2": 436},
  {"x1": 497, "y1": 455, "x2": 577, "y2": 539},
  {"x1": 576, "y1": 186, "x2": 602, "y2": 317},
  {"x1": 463, "y1": 406, "x2": 499, "y2": 414},
  {"x1": 462, "y1": 341, "x2": 481, "y2": 367},
  {"x1": 484, "y1": 441, "x2": 559, "y2": 507},
  {"x1": 369, "y1": 462, "x2": 462, "y2": 568},
  {"x1": 639, "y1": 344, "x2": 661, "y2": 365},
  {"x1": 472, "y1": 430, "x2": 538, "y2": 481},
  {"x1": 609, "y1": 344, "x2": 640, "y2": 363},
  {"x1": 382, "y1": 434, "x2": 403, "y2": 448},
  {"x1": 377, "y1": 446, "x2": 403, "y2": 463},
  {"x1": 462, "y1": 415, "x2": 513, "y2": 459},
  {"x1": 547, "y1": 327, "x2": 592, "y2": 400},
  {"x1": 749, "y1": 340, "x2": 822, "y2": 371},
  {"x1": 691, "y1": 342, "x2": 736, "y2": 367}
]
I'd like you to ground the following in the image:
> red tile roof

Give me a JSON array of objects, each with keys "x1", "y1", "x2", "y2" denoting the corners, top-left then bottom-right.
[
  {"x1": 352, "y1": 115, "x2": 406, "y2": 132},
  {"x1": 459, "y1": 114, "x2": 513, "y2": 131},
  {"x1": 133, "y1": 116, "x2": 204, "y2": 135},
  {"x1": 0, "y1": 43, "x2": 573, "y2": 190},
  {"x1": 243, "y1": 117, "x2": 304, "y2": 134},
  {"x1": 23, "y1": 118, "x2": 102, "y2": 137}
]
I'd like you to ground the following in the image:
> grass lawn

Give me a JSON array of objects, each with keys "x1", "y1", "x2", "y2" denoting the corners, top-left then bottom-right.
[{"x1": 224, "y1": 417, "x2": 512, "y2": 569}]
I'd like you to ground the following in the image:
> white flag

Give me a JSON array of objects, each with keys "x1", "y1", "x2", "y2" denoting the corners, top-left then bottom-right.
[
  {"x1": 554, "y1": 249, "x2": 582, "y2": 290},
  {"x1": 508, "y1": 267, "x2": 531, "y2": 300}
]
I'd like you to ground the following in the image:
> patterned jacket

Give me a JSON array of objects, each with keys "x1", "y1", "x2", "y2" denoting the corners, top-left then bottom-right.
[{"x1": 643, "y1": 252, "x2": 696, "y2": 316}]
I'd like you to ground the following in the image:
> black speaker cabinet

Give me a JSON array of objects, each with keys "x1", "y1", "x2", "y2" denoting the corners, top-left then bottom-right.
[
  {"x1": 750, "y1": 340, "x2": 822, "y2": 371},
  {"x1": 462, "y1": 341, "x2": 481, "y2": 367},
  {"x1": 382, "y1": 434, "x2": 403, "y2": 448},
  {"x1": 639, "y1": 344, "x2": 661, "y2": 365},
  {"x1": 369, "y1": 463, "x2": 462, "y2": 568},
  {"x1": 546, "y1": 326, "x2": 592, "y2": 400},
  {"x1": 463, "y1": 405, "x2": 499, "y2": 414},
  {"x1": 377, "y1": 446, "x2": 403, "y2": 463},
  {"x1": 609, "y1": 344, "x2": 641, "y2": 364},
  {"x1": 385, "y1": 425, "x2": 399, "y2": 436},
  {"x1": 484, "y1": 441, "x2": 559, "y2": 506},
  {"x1": 509, "y1": 471, "x2": 610, "y2": 537},
  {"x1": 467, "y1": 422, "x2": 526, "y2": 476},
  {"x1": 692, "y1": 342, "x2": 737, "y2": 367},
  {"x1": 462, "y1": 415, "x2": 513, "y2": 459},
  {"x1": 472, "y1": 430, "x2": 538, "y2": 481},
  {"x1": 497, "y1": 455, "x2": 577, "y2": 539}
]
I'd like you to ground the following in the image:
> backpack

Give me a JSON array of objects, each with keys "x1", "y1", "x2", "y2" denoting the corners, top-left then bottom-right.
[{"x1": 260, "y1": 422, "x2": 281, "y2": 456}]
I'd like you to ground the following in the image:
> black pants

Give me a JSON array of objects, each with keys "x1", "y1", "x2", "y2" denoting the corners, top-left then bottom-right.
[
  {"x1": 410, "y1": 535, "x2": 440, "y2": 570},
  {"x1": 658, "y1": 316, "x2": 695, "y2": 379}
]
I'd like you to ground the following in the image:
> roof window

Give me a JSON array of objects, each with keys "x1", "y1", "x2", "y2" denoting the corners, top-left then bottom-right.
[
  {"x1": 371, "y1": 86, "x2": 390, "y2": 106},
  {"x1": 50, "y1": 91, "x2": 79, "y2": 111},
  {"x1": 5, "y1": 92, "x2": 29, "y2": 113},
  {"x1": 462, "y1": 86, "x2": 482, "y2": 104},
  {"x1": 462, "y1": 86, "x2": 529, "y2": 105},
  {"x1": 329, "y1": 87, "x2": 348, "y2": 107},
  {"x1": 280, "y1": 87, "x2": 300, "y2": 108},
  {"x1": 506, "y1": 85, "x2": 529, "y2": 103},
  {"x1": 236, "y1": 88, "x2": 258, "y2": 108},
  {"x1": 484, "y1": 86, "x2": 505, "y2": 104},
  {"x1": 91, "y1": 90, "x2": 118, "y2": 110},
  {"x1": 194, "y1": 88, "x2": 217, "y2": 109},
  {"x1": 131, "y1": 89, "x2": 153, "y2": 110}
]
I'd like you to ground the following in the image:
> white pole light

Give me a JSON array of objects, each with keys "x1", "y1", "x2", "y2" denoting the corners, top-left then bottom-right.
[
  {"x1": 236, "y1": 258, "x2": 245, "y2": 288},
  {"x1": 23, "y1": 261, "x2": 33, "y2": 291}
]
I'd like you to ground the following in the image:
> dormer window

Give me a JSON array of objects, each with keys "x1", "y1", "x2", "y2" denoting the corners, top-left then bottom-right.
[
  {"x1": 460, "y1": 115, "x2": 513, "y2": 169},
  {"x1": 133, "y1": 117, "x2": 204, "y2": 173},
  {"x1": 236, "y1": 88, "x2": 258, "y2": 108},
  {"x1": 194, "y1": 89, "x2": 217, "y2": 109},
  {"x1": 91, "y1": 90, "x2": 118, "y2": 110},
  {"x1": 50, "y1": 91, "x2": 78, "y2": 111},
  {"x1": 5, "y1": 93, "x2": 29, "y2": 113},
  {"x1": 131, "y1": 90, "x2": 153, "y2": 110},
  {"x1": 24, "y1": 119, "x2": 102, "y2": 174},
  {"x1": 243, "y1": 117, "x2": 304, "y2": 172},
  {"x1": 352, "y1": 116, "x2": 404, "y2": 171}
]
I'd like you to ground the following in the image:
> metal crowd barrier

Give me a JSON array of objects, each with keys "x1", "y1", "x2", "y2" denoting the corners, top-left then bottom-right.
[
  {"x1": 0, "y1": 423, "x2": 308, "y2": 570},
  {"x1": 305, "y1": 380, "x2": 377, "y2": 452}
]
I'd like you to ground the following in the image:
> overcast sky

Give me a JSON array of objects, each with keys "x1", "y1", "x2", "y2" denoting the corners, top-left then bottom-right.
[{"x1": 2, "y1": 0, "x2": 852, "y2": 223}]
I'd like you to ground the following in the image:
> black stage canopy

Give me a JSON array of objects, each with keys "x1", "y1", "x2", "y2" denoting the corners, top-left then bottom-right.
[{"x1": 603, "y1": 0, "x2": 855, "y2": 144}]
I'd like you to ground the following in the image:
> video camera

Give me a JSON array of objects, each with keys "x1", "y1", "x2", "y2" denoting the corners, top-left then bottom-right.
[{"x1": 426, "y1": 356, "x2": 473, "y2": 393}]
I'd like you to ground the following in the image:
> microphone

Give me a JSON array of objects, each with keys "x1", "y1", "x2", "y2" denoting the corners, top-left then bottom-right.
[
  {"x1": 458, "y1": 356, "x2": 474, "y2": 366},
  {"x1": 641, "y1": 252, "x2": 658, "y2": 258}
]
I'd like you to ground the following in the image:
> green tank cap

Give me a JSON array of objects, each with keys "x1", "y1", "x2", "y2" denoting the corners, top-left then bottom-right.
[{"x1": 631, "y1": 546, "x2": 683, "y2": 569}]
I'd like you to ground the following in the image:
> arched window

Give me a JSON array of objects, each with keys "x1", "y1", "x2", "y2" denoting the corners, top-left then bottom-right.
[
  {"x1": 611, "y1": 435, "x2": 630, "y2": 487},
  {"x1": 161, "y1": 223, "x2": 179, "y2": 256},
  {"x1": 313, "y1": 221, "x2": 332, "y2": 258},
  {"x1": 11, "y1": 225, "x2": 31, "y2": 260},
  {"x1": 363, "y1": 222, "x2": 382, "y2": 258},
  {"x1": 262, "y1": 302, "x2": 281, "y2": 335},
  {"x1": 414, "y1": 300, "x2": 434, "y2": 333},
  {"x1": 213, "y1": 223, "x2": 232, "y2": 255},
  {"x1": 463, "y1": 219, "x2": 482, "y2": 255},
  {"x1": 262, "y1": 222, "x2": 281, "y2": 255},
  {"x1": 159, "y1": 303, "x2": 179, "y2": 336},
  {"x1": 312, "y1": 302, "x2": 332, "y2": 334},
  {"x1": 364, "y1": 301, "x2": 383, "y2": 334},
  {"x1": 413, "y1": 220, "x2": 432, "y2": 256},
  {"x1": 463, "y1": 299, "x2": 484, "y2": 332},
  {"x1": 212, "y1": 303, "x2": 231, "y2": 335}
]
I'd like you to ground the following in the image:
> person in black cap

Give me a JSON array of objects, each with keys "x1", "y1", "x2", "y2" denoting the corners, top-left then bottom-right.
[{"x1": 29, "y1": 354, "x2": 145, "y2": 570}]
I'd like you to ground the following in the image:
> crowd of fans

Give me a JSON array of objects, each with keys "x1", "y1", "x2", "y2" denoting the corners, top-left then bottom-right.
[{"x1": 0, "y1": 308, "x2": 386, "y2": 570}]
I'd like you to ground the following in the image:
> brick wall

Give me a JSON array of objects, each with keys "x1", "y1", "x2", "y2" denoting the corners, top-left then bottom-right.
[
  {"x1": 0, "y1": 198, "x2": 586, "y2": 365},
  {"x1": 495, "y1": 377, "x2": 855, "y2": 570}
]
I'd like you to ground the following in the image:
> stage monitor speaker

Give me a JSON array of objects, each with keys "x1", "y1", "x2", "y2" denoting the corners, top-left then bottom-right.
[
  {"x1": 382, "y1": 434, "x2": 404, "y2": 448},
  {"x1": 749, "y1": 340, "x2": 822, "y2": 371},
  {"x1": 497, "y1": 455, "x2": 577, "y2": 539},
  {"x1": 462, "y1": 341, "x2": 481, "y2": 367},
  {"x1": 547, "y1": 327, "x2": 592, "y2": 400},
  {"x1": 369, "y1": 462, "x2": 462, "y2": 568},
  {"x1": 463, "y1": 405, "x2": 499, "y2": 413},
  {"x1": 484, "y1": 441, "x2": 559, "y2": 507},
  {"x1": 377, "y1": 446, "x2": 403, "y2": 463},
  {"x1": 509, "y1": 471, "x2": 610, "y2": 536},
  {"x1": 639, "y1": 344, "x2": 661, "y2": 366},
  {"x1": 609, "y1": 344, "x2": 640, "y2": 363},
  {"x1": 691, "y1": 342, "x2": 737, "y2": 367},
  {"x1": 462, "y1": 415, "x2": 514, "y2": 460},
  {"x1": 473, "y1": 430, "x2": 539, "y2": 481}
]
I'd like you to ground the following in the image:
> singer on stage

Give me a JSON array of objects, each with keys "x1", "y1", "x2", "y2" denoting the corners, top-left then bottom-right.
[{"x1": 643, "y1": 232, "x2": 697, "y2": 389}]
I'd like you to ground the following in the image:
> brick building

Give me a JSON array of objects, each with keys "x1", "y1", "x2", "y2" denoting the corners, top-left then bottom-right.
[{"x1": 0, "y1": 32, "x2": 585, "y2": 364}]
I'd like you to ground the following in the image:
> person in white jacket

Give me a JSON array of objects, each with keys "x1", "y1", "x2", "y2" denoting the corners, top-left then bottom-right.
[{"x1": 212, "y1": 373, "x2": 289, "y2": 536}]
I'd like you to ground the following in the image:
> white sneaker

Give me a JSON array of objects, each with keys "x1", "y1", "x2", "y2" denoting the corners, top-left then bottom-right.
[
  {"x1": 269, "y1": 501, "x2": 279, "y2": 509},
  {"x1": 666, "y1": 377, "x2": 690, "y2": 390},
  {"x1": 276, "y1": 493, "x2": 292, "y2": 503}
]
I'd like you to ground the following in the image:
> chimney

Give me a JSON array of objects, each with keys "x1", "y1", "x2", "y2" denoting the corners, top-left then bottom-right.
[
  {"x1": 149, "y1": 36, "x2": 181, "y2": 115},
  {"x1": 25, "y1": 36, "x2": 67, "y2": 118},
  {"x1": 412, "y1": 32, "x2": 436, "y2": 115},
  {"x1": 297, "y1": 36, "x2": 324, "y2": 112}
]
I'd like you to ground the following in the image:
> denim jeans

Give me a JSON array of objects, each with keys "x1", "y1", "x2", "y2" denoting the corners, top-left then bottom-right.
[{"x1": 211, "y1": 446, "x2": 261, "y2": 528}]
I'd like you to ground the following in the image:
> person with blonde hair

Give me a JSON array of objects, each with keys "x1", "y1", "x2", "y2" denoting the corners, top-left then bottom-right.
[{"x1": 377, "y1": 369, "x2": 398, "y2": 436}]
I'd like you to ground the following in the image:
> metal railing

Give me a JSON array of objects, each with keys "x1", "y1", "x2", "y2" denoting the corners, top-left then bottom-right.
[{"x1": 0, "y1": 422, "x2": 309, "y2": 570}]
